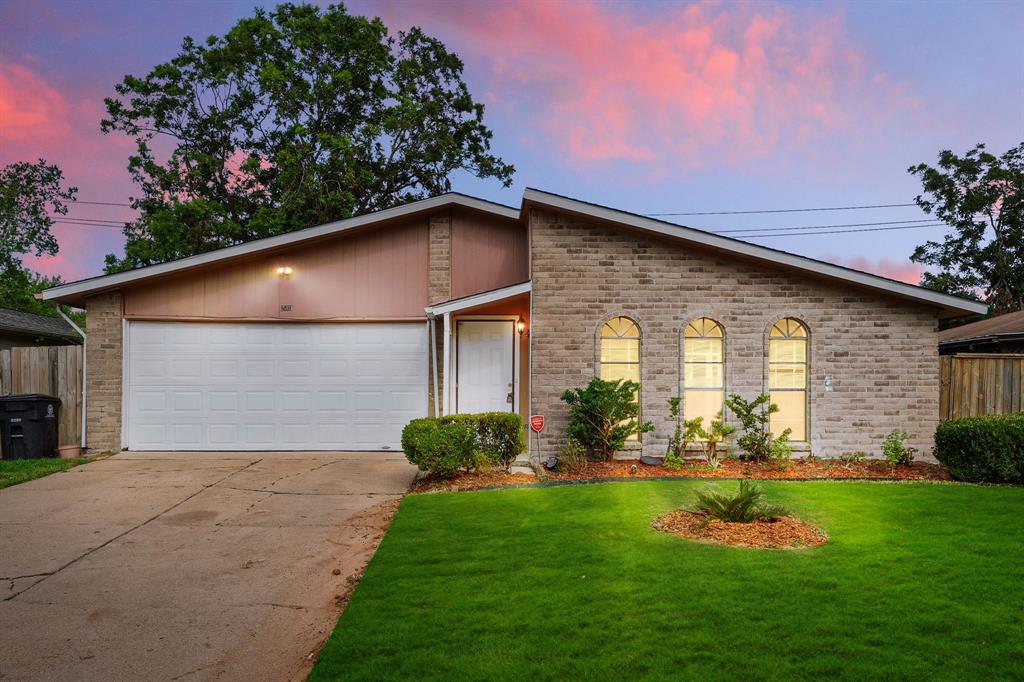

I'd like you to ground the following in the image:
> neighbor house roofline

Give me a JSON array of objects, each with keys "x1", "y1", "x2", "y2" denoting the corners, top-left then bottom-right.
[
  {"x1": 520, "y1": 188, "x2": 987, "y2": 319},
  {"x1": 43, "y1": 187, "x2": 986, "y2": 318}
]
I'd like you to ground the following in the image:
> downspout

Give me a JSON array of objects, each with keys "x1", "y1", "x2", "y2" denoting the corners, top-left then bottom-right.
[{"x1": 57, "y1": 308, "x2": 87, "y2": 449}]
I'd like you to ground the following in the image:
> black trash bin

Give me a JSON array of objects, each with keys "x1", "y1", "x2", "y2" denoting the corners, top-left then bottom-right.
[{"x1": 0, "y1": 394, "x2": 61, "y2": 460}]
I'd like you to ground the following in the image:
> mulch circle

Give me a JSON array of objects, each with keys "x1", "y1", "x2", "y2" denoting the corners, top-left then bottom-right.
[{"x1": 652, "y1": 510, "x2": 828, "y2": 549}]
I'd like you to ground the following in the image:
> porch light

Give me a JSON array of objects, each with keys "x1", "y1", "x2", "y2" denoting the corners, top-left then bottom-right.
[
  {"x1": 517, "y1": 318, "x2": 527, "y2": 335},
  {"x1": 276, "y1": 266, "x2": 293, "y2": 276}
]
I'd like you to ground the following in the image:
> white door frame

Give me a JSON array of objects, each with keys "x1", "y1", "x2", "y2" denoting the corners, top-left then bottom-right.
[{"x1": 453, "y1": 315, "x2": 520, "y2": 415}]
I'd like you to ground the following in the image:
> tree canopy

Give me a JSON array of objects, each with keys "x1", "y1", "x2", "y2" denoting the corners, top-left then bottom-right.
[
  {"x1": 101, "y1": 2, "x2": 514, "y2": 272},
  {"x1": 0, "y1": 159, "x2": 80, "y2": 321},
  {"x1": 909, "y1": 142, "x2": 1024, "y2": 314}
]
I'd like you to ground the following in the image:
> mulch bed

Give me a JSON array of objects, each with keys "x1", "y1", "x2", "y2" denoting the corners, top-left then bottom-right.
[
  {"x1": 652, "y1": 510, "x2": 828, "y2": 549},
  {"x1": 546, "y1": 458, "x2": 951, "y2": 482},
  {"x1": 410, "y1": 470, "x2": 538, "y2": 493},
  {"x1": 409, "y1": 458, "x2": 950, "y2": 494}
]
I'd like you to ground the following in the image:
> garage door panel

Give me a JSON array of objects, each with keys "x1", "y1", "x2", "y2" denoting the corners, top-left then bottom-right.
[{"x1": 127, "y1": 322, "x2": 427, "y2": 450}]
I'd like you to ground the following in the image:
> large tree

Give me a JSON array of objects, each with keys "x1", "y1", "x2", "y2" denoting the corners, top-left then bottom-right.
[
  {"x1": 0, "y1": 159, "x2": 80, "y2": 321},
  {"x1": 909, "y1": 142, "x2": 1024, "y2": 314},
  {"x1": 101, "y1": 2, "x2": 514, "y2": 272}
]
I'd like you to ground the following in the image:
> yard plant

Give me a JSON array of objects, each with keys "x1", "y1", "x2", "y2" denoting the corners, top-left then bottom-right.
[
  {"x1": 561, "y1": 377, "x2": 653, "y2": 461},
  {"x1": 724, "y1": 393, "x2": 792, "y2": 462},
  {"x1": 311, "y1": 480, "x2": 1024, "y2": 680},
  {"x1": 691, "y1": 480, "x2": 788, "y2": 522},
  {"x1": 401, "y1": 412, "x2": 525, "y2": 477},
  {"x1": 934, "y1": 413, "x2": 1024, "y2": 483}
]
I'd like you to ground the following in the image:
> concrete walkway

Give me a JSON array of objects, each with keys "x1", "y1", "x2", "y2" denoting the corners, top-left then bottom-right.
[{"x1": 0, "y1": 451, "x2": 417, "y2": 681}]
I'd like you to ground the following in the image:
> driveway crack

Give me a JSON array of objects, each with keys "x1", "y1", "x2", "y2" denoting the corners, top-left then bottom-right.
[{"x1": 3, "y1": 458, "x2": 264, "y2": 602}]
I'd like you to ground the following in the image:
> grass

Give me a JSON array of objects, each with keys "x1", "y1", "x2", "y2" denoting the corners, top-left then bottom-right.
[
  {"x1": 311, "y1": 480, "x2": 1024, "y2": 681},
  {"x1": 0, "y1": 456, "x2": 98, "y2": 489}
]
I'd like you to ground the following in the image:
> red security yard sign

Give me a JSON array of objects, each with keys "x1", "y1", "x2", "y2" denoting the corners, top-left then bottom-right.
[{"x1": 530, "y1": 415, "x2": 545, "y2": 433}]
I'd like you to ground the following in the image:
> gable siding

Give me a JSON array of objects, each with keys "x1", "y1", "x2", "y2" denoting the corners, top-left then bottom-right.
[
  {"x1": 528, "y1": 208, "x2": 941, "y2": 459},
  {"x1": 450, "y1": 208, "x2": 528, "y2": 300},
  {"x1": 122, "y1": 218, "x2": 429, "y2": 320}
]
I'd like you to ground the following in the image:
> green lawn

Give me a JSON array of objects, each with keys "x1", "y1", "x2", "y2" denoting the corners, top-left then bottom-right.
[
  {"x1": 0, "y1": 456, "x2": 98, "y2": 489},
  {"x1": 311, "y1": 480, "x2": 1024, "y2": 681}
]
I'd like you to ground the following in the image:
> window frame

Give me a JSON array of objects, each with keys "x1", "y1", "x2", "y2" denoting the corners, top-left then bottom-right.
[
  {"x1": 682, "y1": 317, "x2": 726, "y2": 434},
  {"x1": 598, "y1": 315, "x2": 643, "y2": 442},
  {"x1": 767, "y1": 317, "x2": 810, "y2": 443}
]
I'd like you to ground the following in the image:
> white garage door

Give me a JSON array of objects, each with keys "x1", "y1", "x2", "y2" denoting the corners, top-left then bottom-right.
[{"x1": 126, "y1": 321, "x2": 427, "y2": 451}]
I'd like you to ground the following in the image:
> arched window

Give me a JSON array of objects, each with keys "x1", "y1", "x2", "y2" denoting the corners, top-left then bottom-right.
[
  {"x1": 600, "y1": 317, "x2": 640, "y2": 384},
  {"x1": 600, "y1": 317, "x2": 641, "y2": 440},
  {"x1": 768, "y1": 318, "x2": 808, "y2": 441},
  {"x1": 683, "y1": 318, "x2": 725, "y2": 429}
]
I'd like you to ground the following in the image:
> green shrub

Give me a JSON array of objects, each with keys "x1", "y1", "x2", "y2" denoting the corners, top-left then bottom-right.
[
  {"x1": 934, "y1": 414, "x2": 1024, "y2": 483},
  {"x1": 401, "y1": 418, "x2": 478, "y2": 477},
  {"x1": 561, "y1": 378, "x2": 653, "y2": 461},
  {"x1": 840, "y1": 451, "x2": 868, "y2": 466},
  {"x1": 701, "y1": 415, "x2": 737, "y2": 469},
  {"x1": 881, "y1": 429, "x2": 915, "y2": 467},
  {"x1": 690, "y1": 480, "x2": 789, "y2": 523},
  {"x1": 555, "y1": 437, "x2": 588, "y2": 474},
  {"x1": 439, "y1": 412, "x2": 525, "y2": 471},
  {"x1": 724, "y1": 393, "x2": 791, "y2": 461}
]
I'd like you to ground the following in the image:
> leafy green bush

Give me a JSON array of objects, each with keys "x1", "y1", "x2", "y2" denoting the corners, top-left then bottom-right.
[
  {"x1": 690, "y1": 480, "x2": 789, "y2": 523},
  {"x1": 701, "y1": 415, "x2": 737, "y2": 469},
  {"x1": 555, "y1": 437, "x2": 588, "y2": 474},
  {"x1": 724, "y1": 393, "x2": 792, "y2": 461},
  {"x1": 840, "y1": 451, "x2": 868, "y2": 466},
  {"x1": 934, "y1": 414, "x2": 1024, "y2": 483},
  {"x1": 561, "y1": 378, "x2": 653, "y2": 461},
  {"x1": 401, "y1": 418, "x2": 478, "y2": 477},
  {"x1": 881, "y1": 429, "x2": 916, "y2": 467},
  {"x1": 439, "y1": 412, "x2": 525, "y2": 471}
]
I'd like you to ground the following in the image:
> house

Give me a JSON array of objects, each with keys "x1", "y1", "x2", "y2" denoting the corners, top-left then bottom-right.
[
  {"x1": 41, "y1": 189, "x2": 985, "y2": 458},
  {"x1": 0, "y1": 308, "x2": 82, "y2": 352},
  {"x1": 938, "y1": 310, "x2": 1024, "y2": 355}
]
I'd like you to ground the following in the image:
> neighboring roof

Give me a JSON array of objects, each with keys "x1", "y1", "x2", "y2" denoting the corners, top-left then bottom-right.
[
  {"x1": 520, "y1": 188, "x2": 987, "y2": 319},
  {"x1": 938, "y1": 310, "x2": 1024, "y2": 346},
  {"x1": 43, "y1": 188, "x2": 986, "y2": 319},
  {"x1": 425, "y1": 281, "x2": 532, "y2": 316},
  {"x1": 0, "y1": 308, "x2": 81, "y2": 343}
]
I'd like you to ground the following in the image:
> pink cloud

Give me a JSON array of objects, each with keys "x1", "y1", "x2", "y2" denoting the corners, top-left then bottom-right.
[
  {"x1": 824, "y1": 255, "x2": 923, "y2": 285},
  {"x1": 1, "y1": 60, "x2": 134, "y2": 281},
  {"x1": 371, "y1": 0, "x2": 917, "y2": 175}
]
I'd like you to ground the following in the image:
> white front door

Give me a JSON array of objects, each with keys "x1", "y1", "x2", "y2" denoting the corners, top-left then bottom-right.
[{"x1": 456, "y1": 320, "x2": 515, "y2": 413}]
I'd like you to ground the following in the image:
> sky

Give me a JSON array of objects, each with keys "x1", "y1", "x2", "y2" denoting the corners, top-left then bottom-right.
[{"x1": 1, "y1": 0, "x2": 1022, "y2": 284}]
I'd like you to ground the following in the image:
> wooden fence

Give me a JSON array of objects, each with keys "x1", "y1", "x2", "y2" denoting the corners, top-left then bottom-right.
[
  {"x1": 0, "y1": 345, "x2": 83, "y2": 448},
  {"x1": 939, "y1": 353, "x2": 1024, "y2": 420}
]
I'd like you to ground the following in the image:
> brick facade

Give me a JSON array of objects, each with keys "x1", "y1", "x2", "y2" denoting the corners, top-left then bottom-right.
[
  {"x1": 528, "y1": 208, "x2": 941, "y2": 460},
  {"x1": 427, "y1": 211, "x2": 452, "y2": 416},
  {"x1": 85, "y1": 292, "x2": 124, "y2": 453}
]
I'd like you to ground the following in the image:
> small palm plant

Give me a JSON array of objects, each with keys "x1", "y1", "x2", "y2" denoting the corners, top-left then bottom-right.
[{"x1": 691, "y1": 480, "x2": 789, "y2": 523}]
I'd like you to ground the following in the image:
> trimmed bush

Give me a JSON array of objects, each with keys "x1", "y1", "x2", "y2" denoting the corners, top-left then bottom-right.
[
  {"x1": 401, "y1": 412, "x2": 526, "y2": 477},
  {"x1": 401, "y1": 418, "x2": 478, "y2": 478},
  {"x1": 439, "y1": 412, "x2": 525, "y2": 471},
  {"x1": 934, "y1": 413, "x2": 1024, "y2": 483}
]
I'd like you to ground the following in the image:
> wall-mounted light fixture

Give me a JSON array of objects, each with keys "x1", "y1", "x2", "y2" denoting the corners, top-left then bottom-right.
[
  {"x1": 516, "y1": 318, "x2": 527, "y2": 336},
  {"x1": 276, "y1": 266, "x2": 293, "y2": 276}
]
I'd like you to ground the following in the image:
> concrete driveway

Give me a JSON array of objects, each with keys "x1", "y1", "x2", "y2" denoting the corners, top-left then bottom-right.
[{"x1": 0, "y1": 451, "x2": 417, "y2": 681}]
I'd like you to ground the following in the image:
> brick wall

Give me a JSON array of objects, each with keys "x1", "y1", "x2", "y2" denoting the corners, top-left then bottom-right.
[
  {"x1": 85, "y1": 291, "x2": 123, "y2": 453},
  {"x1": 428, "y1": 211, "x2": 452, "y2": 415},
  {"x1": 529, "y1": 208, "x2": 941, "y2": 460}
]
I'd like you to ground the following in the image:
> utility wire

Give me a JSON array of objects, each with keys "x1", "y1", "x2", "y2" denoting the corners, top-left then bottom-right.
[
  {"x1": 648, "y1": 202, "x2": 917, "y2": 217},
  {"x1": 71, "y1": 199, "x2": 132, "y2": 207},
  {"x1": 709, "y1": 219, "x2": 937, "y2": 234},
  {"x1": 732, "y1": 223, "x2": 948, "y2": 238}
]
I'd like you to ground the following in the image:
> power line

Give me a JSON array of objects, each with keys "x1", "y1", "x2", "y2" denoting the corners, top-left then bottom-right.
[
  {"x1": 732, "y1": 223, "x2": 948, "y2": 238},
  {"x1": 71, "y1": 199, "x2": 132, "y2": 207},
  {"x1": 712, "y1": 222, "x2": 937, "y2": 237},
  {"x1": 648, "y1": 202, "x2": 917, "y2": 217},
  {"x1": 50, "y1": 219, "x2": 126, "y2": 229}
]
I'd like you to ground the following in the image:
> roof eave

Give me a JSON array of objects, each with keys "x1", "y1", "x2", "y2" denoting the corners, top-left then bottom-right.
[{"x1": 521, "y1": 188, "x2": 988, "y2": 319}]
